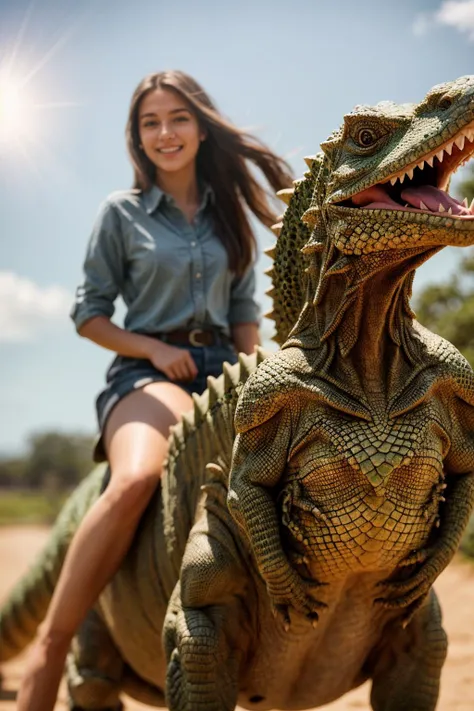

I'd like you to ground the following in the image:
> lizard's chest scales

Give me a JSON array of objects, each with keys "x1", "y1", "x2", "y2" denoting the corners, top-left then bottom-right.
[
  {"x1": 282, "y1": 400, "x2": 450, "y2": 575},
  {"x1": 289, "y1": 401, "x2": 449, "y2": 493}
]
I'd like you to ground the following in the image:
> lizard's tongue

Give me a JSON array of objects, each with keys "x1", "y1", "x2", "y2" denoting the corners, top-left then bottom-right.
[{"x1": 351, "y1": 184, "x2": 472, "y2": 215}]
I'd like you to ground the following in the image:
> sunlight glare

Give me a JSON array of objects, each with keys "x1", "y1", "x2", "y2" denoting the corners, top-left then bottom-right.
[{"x1": 0, "y1": 76, "x2": 32, "y2": 145}]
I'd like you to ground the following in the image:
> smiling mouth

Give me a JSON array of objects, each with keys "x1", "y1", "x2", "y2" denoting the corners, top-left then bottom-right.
[
  {"x1": 340, "y1": 122, "x2": 474, "y2": 220},
  {"x1": 157, "y1": 146, "x2": 183, "y2": 154}
]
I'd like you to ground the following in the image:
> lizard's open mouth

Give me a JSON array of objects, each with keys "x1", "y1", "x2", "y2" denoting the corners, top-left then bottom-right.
[{"x1": 343, "y1": 122, "x2": 474, "y2": 220}]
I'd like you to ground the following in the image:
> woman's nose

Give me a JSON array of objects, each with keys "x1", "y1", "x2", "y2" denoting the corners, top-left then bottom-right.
[{"x1": 159, "y1": 122, "x2": 176, "y2": 138}]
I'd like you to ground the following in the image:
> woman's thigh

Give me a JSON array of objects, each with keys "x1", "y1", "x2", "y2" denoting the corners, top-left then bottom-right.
[{"x1": 104, "y1": 381, "x2": 193, "y2": 480}]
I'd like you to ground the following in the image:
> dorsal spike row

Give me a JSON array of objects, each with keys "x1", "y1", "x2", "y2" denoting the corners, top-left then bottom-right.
[
  {"x1": 182, "y1": 411, "x2": 194, "y2": 438},
  {"x1": 304, "y1": 155, "x2": 317, "y2": 168},
  {"x1": 265, "y1": 287, "x2": 276, "y2": 299},
  {"x1": 171, "y1": 423, "x2": 183, "y2": 449},
  {"x1": 264, "y1": 310, "x2": 277, "y2": 322},
  {"x1": 264, "y1": 266, "x2": 275, "y2": 278},
  {"x1": 271, "y1": 222, "x2": 283, "y2": 237},
  {"x1": 276, "y1": 188, "x2": 294, "y2": 205},
  {"x1": 264, "y1": 246, "x2": 276, "y2": 259},
  {"x1": 207, "y1": 375, "x2": 220, "y2": 407},
  {"x1": 223, "y1": 361, "x2": 239, "y2": 391},
  {"x1": 192, "y1": 392, "x2": 207, "y2": 426},
  {"x1": 237, "y1": 352, "x2": 253, "y2": 384},
  {"x1": 255, "y1": 346, "x2": 268, "y2": 365}
]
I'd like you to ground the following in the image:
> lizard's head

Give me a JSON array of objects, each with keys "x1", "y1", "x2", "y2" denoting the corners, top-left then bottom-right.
[{"x1": 309, "y1": 75, "x2": 474, "y2": 255}]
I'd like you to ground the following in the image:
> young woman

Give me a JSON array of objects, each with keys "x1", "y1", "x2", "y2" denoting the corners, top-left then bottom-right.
[{"x1": 17, "y1": 70, "x2": 293, "y2": 710}]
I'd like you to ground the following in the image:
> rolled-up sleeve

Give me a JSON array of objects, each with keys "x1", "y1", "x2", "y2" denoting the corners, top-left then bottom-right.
[
  {"x1": 228, "y1": 263, "x2": 260, "y2": 325},
  {"x1": 70, "y1": 199, "x2": 125, "y2": 332}
]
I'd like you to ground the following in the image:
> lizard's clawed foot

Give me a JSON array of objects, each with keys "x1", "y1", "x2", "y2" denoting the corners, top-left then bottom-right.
[
  {"x1": 268, "y1": 569, "x2": 327, "y2": 631},
  {"x1": 397, "y1": 547, "x2": 432, "y2": 567},
  {"x1": 374, "y1": 549, "x2": 441, "y2": 612}
]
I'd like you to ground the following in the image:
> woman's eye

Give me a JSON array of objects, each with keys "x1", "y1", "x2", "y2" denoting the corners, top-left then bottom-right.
[
  {"x1": 143, "y1": 120, "x2": 158, "y2": 128},
  {"x1": 174, "y1": 116, "x2": 189, "y2": 123}
]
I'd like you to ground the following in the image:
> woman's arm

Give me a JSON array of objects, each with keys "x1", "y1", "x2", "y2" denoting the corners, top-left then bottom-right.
[
  {"x1": 79, "y1": 316, "x2": 198, "y2": 381},
  {"x1": 79, "y1": 316, "x2": 157, "y2": 358},
  {"x1": 230, "y1": 322, "x2": 260, "y2": 355}
]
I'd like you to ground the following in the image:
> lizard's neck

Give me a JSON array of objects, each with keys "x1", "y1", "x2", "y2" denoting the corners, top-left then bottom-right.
[
  {"x1": 289, "y1": 246, "x2": 442, "y2": 408},
  {"x1": 347, "y1": 271, "x2": 412, "y2": 401}
]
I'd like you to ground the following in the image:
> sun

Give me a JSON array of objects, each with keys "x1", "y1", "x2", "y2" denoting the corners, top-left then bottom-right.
[{"x1": 0, "y1": 76, "x2": 33, "y2": 145}]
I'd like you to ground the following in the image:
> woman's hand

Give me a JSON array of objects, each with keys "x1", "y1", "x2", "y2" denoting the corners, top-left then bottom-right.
[
  {"x1": 78, "y1": 316, "x2": 198, "y2": 381},
  {"x1": 147, "y1": 340, "x2": 198, "y2": 382}
]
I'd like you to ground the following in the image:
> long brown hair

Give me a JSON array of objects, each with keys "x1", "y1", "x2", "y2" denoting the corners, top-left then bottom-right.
[{"x1": 126, "y1": 70, "x2": 293, "y2": 275}]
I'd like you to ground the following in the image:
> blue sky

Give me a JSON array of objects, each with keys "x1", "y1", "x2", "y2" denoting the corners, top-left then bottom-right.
[{"x1": 1, "y1": 0, "x2": 474, "y2": 454}]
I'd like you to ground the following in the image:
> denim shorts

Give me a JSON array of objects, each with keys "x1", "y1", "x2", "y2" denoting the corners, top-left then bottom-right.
[{"x1": 93, "y1": 342, "x2": 238, "y2": 462}]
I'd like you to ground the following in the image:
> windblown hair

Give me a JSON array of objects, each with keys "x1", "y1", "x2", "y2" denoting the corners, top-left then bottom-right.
[{"x1": 126, "y1": 70, "x2": 293, "y2": 275}]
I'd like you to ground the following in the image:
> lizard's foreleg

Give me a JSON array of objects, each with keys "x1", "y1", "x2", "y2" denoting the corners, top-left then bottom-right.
[
  {"x1": 375, "y1": 472, "x2": 474, "y2": 624},
  {"x1": 163, "y1": 482, "x2": 247, "y2": 711}
]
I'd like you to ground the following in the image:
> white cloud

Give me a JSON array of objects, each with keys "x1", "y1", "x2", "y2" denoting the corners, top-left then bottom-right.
[
  {"x1": 412, "y1": 1, "x2": 474, "y2": 40},
  {"x1": 436, "y1": 0, "x2": 474, "y2": 39},
  {"x1": 0, "y1": 271, "x2": 72, "y2": 343}
]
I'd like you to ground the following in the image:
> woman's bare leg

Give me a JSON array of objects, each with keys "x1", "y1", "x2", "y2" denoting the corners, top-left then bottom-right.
[{"x1": 17, "y1": 382, "x2": 192, "y2": 711}]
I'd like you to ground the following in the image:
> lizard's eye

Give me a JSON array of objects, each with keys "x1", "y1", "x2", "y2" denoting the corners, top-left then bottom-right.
[
  {"x1": 357, "y1": 128, "x2": 378, "y2": 147},
  {"x1": 438, "y1": 94, "x2": 454, "y2": 111},
  {"x1": 343, "y1": 117, "x2": 390, "y2": 154}
]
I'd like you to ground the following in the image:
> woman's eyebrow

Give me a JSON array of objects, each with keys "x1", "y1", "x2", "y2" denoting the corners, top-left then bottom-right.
[{"x1": 139, "y1": 108, "x2": 191, "y2": 119}]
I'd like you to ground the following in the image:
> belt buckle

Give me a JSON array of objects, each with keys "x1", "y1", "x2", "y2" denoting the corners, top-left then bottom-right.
[{"x1": 189, "y1": 328, "x2": 205, "y2": 347}]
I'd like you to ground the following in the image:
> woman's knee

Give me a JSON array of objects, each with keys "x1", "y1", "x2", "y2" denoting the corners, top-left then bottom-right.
[{"x1": 103, "y1": 467, "x2": 159, "y2": 516}]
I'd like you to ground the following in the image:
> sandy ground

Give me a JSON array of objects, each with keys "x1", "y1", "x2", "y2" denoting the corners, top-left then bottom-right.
[{"x1": 0, "y1": 526, "x2": 473, "y2": 711}]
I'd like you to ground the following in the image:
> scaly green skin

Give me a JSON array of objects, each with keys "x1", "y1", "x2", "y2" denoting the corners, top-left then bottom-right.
[{"x1": 2, "y1": 77, "x2": 474, "y2": 711}]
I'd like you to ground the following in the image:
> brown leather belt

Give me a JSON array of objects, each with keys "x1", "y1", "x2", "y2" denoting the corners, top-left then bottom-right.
[{"x1": 157, "y1": 328, "x2": 231, "y2": 348}]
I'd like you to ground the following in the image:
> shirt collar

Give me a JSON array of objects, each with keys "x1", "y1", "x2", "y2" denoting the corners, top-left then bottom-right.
[
  {"x1": 142, "y1": 185, "x2": 166, "y2": 215},
  {"x1": 142, "y1": 183, "x2": 215, "y2": 216}
]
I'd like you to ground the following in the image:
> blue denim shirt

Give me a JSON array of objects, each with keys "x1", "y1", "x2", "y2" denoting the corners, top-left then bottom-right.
[{"x1": 71, "y1": 185, "x2": 259, "y2": 335}]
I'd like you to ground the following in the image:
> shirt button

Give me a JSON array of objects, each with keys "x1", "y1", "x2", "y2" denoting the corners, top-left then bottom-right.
[
  {"x1": 190, "y1": 241, "x2": 196, "y2": 247},
  {"x1": 195, "y1": 272, "x2": 202, "y2": 279}
]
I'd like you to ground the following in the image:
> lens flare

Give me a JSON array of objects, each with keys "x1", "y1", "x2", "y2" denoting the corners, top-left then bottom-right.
[{"x1": 0, "y1": 76, "x2": 31, "y2": 144}]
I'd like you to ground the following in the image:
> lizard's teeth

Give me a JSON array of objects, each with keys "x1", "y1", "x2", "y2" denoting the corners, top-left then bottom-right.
[
  {"x1": 438, "y1": 203, "x2": 446, "y2": 212},
  {"x1": 399, "y1": 173, "x2": 405, "y2": 184},
  {"x1": 406, "y1": 168, "x2": 414, "y2": 180},
  {"x1": 455, "y1": 134, "x2": 466, "y2": 151},
  {"x1": 463, "y1": 197, "x2": 469, "y2": 208},
  {"x1": 390, "y1": 177, "x2": 398, "y2": 186},
  {"x1": 419, "y1": 200, "x2": 428, "y2": 210},
  {"x1": 436, "y1": 149, "x2": 445, "y2": 162},
  {"x1": 447, "y1": 207, "x2": 453, "y2": 215},
  {"x1": 466, "y1": 129, "x2": 474, "y2": 142},
  {"x1": 445, "y1": 141, "x2": 454, "y2": 156},
  {"x1": 426, "y1": 156, "x2": 434, "y2": 167},
  {"x1": 470, "y1": 198, "x2": 474, "y2": 212},
  {"x1": 417, "y1": 159, "x2": 426, "y2": 171}
]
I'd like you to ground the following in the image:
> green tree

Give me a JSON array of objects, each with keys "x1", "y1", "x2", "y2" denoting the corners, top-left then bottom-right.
[
  {"x1": 0, "y1": 458, "x2": 25, "y2": 487},
  {"x1": 23, "y1": 431, "x2": 95, "y2": 489}
]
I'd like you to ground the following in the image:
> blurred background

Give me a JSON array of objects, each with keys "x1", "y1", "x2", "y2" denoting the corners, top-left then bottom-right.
[{"x1": 1, "y1": 0, "x2": 474, "y2": 521}]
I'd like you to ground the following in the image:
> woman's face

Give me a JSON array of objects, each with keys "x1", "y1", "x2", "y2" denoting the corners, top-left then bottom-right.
[{"x1": 138, "y1": 88, "x2": 204, "y2": 179}]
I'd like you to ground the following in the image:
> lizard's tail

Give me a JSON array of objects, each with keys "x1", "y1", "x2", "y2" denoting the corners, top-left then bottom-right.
[{"x1": 0, "y1": 465, "x2": 106, "y2": 663}]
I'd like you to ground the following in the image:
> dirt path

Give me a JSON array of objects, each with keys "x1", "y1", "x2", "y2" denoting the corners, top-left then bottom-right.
[{"x1": 0, "y1": 526, "x2": 473, "y2": 710}]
